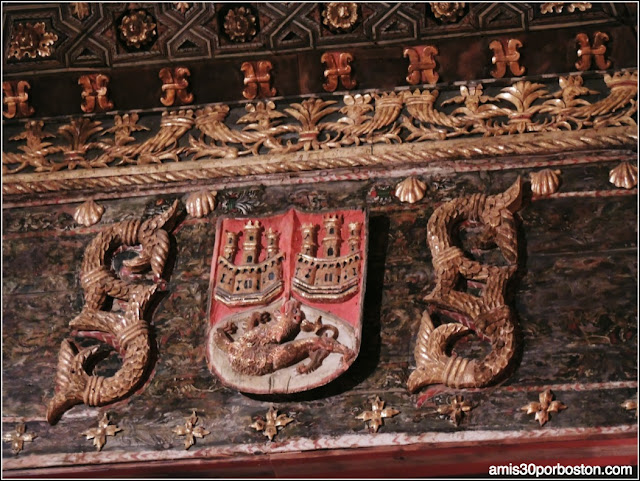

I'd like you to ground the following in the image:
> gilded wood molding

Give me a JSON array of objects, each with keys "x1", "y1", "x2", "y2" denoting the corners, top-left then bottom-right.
[
  {"x1": 2, "y1": 126, "x2": 635, "y2": 198},
  {"x1": 2, "y1": 70, "x2": 636, "y2": 197}
]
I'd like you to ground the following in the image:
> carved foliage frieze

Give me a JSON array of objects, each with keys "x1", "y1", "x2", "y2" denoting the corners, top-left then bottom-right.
[{"x1": 2, "y1": 70, "x2": 636, "y2": 178}]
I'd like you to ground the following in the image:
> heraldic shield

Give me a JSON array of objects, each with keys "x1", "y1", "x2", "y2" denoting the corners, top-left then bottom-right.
[{"x1": 206, "y1": 208, "x2": 367, "y2": 394}]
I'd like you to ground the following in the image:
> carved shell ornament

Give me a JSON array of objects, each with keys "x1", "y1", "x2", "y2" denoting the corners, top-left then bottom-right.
[
  {"x1": 185, "y1": 190, "x2": 217, "y2": 218},
  {"x1": 609, "y1": 162, "x2": 637, "y2": 189},
  {"x1": 73, "y1": 199, "x2": 105, "y2": 226},
  {"x1": 530, "y1": 169, "x2": 561, "y2": 196},
  {"x1": 322, "y1": 3, "x2": 359, "y2": 32},
  {"x1": 394, "y1": 176, "x2": 427, "y2": 204}
]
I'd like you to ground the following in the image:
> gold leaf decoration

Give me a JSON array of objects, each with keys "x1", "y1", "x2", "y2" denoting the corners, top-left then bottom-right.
[
  {"x1": 81, "y1": 413, "x2": 122, "y2": 451},
  {"x1": 185, "y1": 190, "x2": 217, "y2": 218},
  {"x1": 251, "y1": 406, "x2": 294, "y2": 441},
  {"x1": 394, "y1": 176, "x2": 427, "y2": 204},
  {"x1": 530, "y1": 169, "x2": 562, "y2": 196},
  {"x1": 3, "y1": 423, "x2": 36, "y2": 455},
  {"x1": 356, "y1": 396, "x2": 400, "y2": 433},
  {"x1": 2, "y1": 70, "x2": 636, "y2": 176},
  {"x1": 521, "y1": 389, "x2": 567, "y2": 426},
  {"x1": 73, "y1": 199, "x2": 105, "y2": 226},
  {"x1": 609, "y1": 162, "x2": 638, "y2": 189},
  {"x1": 621, "y1": 395, "x2": 637, "y2": 417},
  {"x1": 173, "y1": 411, "x2": 210, "y2": 450},
  {"x1": 437, "y1": 395, "x2": 473, "y2": 426}
]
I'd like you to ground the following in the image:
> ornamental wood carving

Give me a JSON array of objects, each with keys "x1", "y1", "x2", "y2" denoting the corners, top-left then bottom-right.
[
  {"x1": 46, "y1": 201, "x2": 181, "y2": 424},
  {"x1": 2, "y1": 80, "x2": 34, "y2": 119},
  {"x1": 404, "y1": 46, "x2": 439, "y2": 85},
  {"x1": 575, "y1": 32, "x2": 611, "y2": 71},
  {"x1": 489, "y1": 39, "x2": 525, "y2": 78},
  {"x1": 408, "y1": 178, "x2": 523, "y2": 391},
  {"x1": 159, "y1": 67, "x2": 194, "y2": 106},
  {"x1": 322, "y1": 52, "x2": 357, "y2": 92},
  {"x1": 78, "y1": 74, "x2": 114, "y2": 113},
  {"x1": 2, "y1": 71, "x2": 636, "y2": 179},
  {"x1": 241, "y1": 61, "x2": 276, "y2": 100},
  {"x1": 207, "y1": 208, "x2": 366, "y2": 394}
]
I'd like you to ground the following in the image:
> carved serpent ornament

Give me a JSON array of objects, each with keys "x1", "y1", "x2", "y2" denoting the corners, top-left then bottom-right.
[
  {"x1": 408, "y1": 178, "x2": 523, "y2": 391},
  {"x1": 46, "y1": 200, "x2": 180, "y2": 424}
]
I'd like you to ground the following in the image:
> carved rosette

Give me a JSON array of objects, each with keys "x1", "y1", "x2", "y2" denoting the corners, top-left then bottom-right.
[
  {"x1": 322, "y1": 3, "x2": 359, "y2": 32},
  {"x1": 73, "y1": 200, "x2": 105, "y2": 227},
  {"x1": 185, "y1": 190, "x2": 217, "y2": 218},
  {"x1": 223, "y1": 7, "x2": 257, "y2": 43},
  {"x1": 8, "y1": 22, "x2": 58, "y2": 60},
  {"x1": 394, "y1": 177, "x2": 427, "y2": 204},
  {"x1": 118, "y1": 10, "x2": 157, "y2": 49},
  {"x1": 530, "y1": 169, "x2": 561, "y2": 196},
  {"x1": 609, "y1": 162, "x2": 638, "y2": 189},
  {"x1": 430, "y1": 3, "x2": 466, "y2": 22}
]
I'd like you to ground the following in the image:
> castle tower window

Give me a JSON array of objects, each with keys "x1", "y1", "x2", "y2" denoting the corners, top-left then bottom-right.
[
  {"x1": 246, "y1": 255, "x2": 253, "y2": 263},
  {"x1": 327, "y1": 247, "x2": 334, "y2": 256},
  {"x1": 268, "y1": 272, "x2": 275, "y2": 280}
]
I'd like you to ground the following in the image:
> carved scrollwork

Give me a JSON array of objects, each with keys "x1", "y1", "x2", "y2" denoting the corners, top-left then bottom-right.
[
  {"x1": 408, "y1": 178, "x2": 523, "y2": 392},
  {"x1": 2, "y1": 80, "x2": 34, "y2": 119},
  {"x1": 490, "y1": 39, "x2": 525, "y2": 79},
  {"x1": 46, "y1": 201, "x2": 181, "y2": 424}
]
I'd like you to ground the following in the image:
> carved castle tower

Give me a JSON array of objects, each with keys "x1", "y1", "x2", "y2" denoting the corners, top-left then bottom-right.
[
  {"x1": 223, "y1": 231, "x2": 238, "y2": 261},
  {"x1": 322, "y1": 214, "x2": 342, "y2": 258},
  {"x1": 266, "y1": 227, "x2": 280, "y2": 258},
  {"x1": 300, "y1": 223, "x2": 318, "y2": 256},
  {"x1": 242, "y1": 220, "x2": 261, "y2": 264},
  {"x1": 348, "y1": 222, "x2": 362, "y2": 254}
]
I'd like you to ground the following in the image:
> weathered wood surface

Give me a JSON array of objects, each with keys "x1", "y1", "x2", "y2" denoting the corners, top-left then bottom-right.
[{"x1": 2, "y1": 162, "x2": 637, "y2": 474}]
